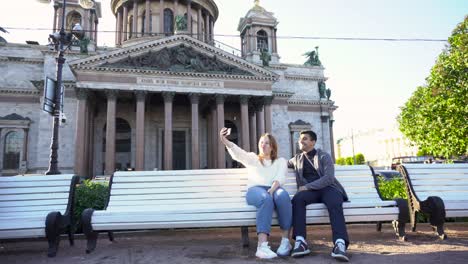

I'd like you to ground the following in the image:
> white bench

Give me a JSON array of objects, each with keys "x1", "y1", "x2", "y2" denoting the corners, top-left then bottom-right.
[
  {"x1": 398, "y1": 163, "x2": 468, "y2": 239},
  {"x1": 82, "y1": 165, "x2": 408, "y2": 253},
  {"x1": 0, "y1": 174, "x2": 79, "y2": 257}
]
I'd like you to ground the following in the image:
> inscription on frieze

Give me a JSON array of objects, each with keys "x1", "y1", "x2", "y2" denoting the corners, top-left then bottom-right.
[{"x1": 137, "y1": 77, "x2": 224, "y2": 88}]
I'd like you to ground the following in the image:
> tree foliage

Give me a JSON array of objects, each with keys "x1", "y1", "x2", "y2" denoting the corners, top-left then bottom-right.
[{"x1": 398, "y1": 16, "x2": 468, "y2": 158}]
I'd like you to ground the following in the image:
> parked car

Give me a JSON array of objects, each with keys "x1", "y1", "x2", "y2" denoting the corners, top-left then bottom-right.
[{"x1": 374, "y1": 170, "x2": 401, "y2": 181}]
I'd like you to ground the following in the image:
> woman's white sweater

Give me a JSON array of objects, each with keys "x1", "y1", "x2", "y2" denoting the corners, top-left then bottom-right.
[{"x1": 226, "y1": 143, "x2": 287, "y2": 187}]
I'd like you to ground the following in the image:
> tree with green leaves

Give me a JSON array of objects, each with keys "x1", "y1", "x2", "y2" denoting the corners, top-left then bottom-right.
[{"x1": 398, "y1": 16, "x2": 467, "y2": 159}]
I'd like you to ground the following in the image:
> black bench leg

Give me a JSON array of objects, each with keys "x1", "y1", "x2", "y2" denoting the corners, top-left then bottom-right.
[
  {"x1": 410, "y1": 212, "x2": 417, "y2": 232},
  {"x1": 108, "y1": 231, "x2": 114, "y2": 241},
  {"x1": 422, "y1": 196, "x2": 446, "y2": 240},
  {"x1": 45, "y1": 211, "x2": 62, "y2": 257},
  {"x1": 68, "y1": 225, "x2": 75, "y2": 246},
  {"x1": 241, "y1": 227, "x2": 249, "y2": 248},
  {"x1": 82, "y1": 208, "x2": 99, "y2": 253},
  {"x1": 376, "y1": 222, "x2": 382, "y2": 232},
  {"x1": 394, "y1": 198, "x2": 409, "y2": 241}
]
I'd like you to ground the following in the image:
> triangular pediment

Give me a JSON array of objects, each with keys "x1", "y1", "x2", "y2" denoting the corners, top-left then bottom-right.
[{"x1": 69, "y1": 35, "x2": 276, "y2": 80}]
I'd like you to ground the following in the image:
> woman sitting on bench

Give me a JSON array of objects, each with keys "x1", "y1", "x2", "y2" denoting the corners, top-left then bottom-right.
[{"x1": 219, "y1": 127, "x2": 292, "y2": 259}]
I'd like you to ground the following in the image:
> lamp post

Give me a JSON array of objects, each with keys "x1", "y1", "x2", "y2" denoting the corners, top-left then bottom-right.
[{"x1": 40, "y1": 0, "x2": 94, "y2": 175}]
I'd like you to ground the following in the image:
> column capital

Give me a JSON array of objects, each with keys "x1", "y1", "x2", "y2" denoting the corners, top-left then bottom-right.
[
  {"x1": 189, "y1": 93, "x2": 201, "y2": 104},
  {"x1": 215, "y1": 94, "x2": 226, "y2": 104},
  {"x1": 135, "y1": 90, "x2": 147, "y2": 101},
  {"x1": 162, "y1": 92, "x2": 175, "y2": 102},
  {"x1": 105, "y1": 89, "x2": 119, "y2": 100},
  {"x1": 263, "y1": 96, "x2": 274, "y2": 105},
  {"x1": 240, "y1": 95, "x2": 250, "y2": 105},
  {"x1": 75, "y1": 88, "x2": 88, "y2": 100}
]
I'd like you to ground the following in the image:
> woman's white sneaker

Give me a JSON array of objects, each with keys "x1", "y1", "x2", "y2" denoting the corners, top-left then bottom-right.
[
  {"x1": 256, "y1": 242, "x2": 278, "y2": 259},
  {"x1": 276, "y1": 238, "x2": 292, "y2": 256}
]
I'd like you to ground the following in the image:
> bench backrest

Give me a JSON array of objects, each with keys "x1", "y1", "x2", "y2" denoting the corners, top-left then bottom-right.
[
  {"x1": 107, "y1": 165, "x2": 380, "y2": 211},
  {"x1": 0, "y1": 174, "x2": 77, "y2": 217},
  {"x1": 399, "y1": 164, "x2": 468, "y2": 201}
]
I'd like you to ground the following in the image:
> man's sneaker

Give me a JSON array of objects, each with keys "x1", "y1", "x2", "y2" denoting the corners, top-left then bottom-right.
[
  {"x1": 291, "y1": 240, "x2": 310, "y2": 258},
  {"x1": 255, "y1": 242, "x2": 278, "y2": 259},
  {"x1": 331, "y1": 240, "x2": 349, "y2": 262},
  {"x1": 276, "y1": 238, "x2": 292, "y2": 256}
]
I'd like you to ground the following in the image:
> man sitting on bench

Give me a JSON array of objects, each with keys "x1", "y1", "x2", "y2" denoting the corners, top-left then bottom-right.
[{"x1": 288, "y1": 130, "x2": 350, "y2": 262}]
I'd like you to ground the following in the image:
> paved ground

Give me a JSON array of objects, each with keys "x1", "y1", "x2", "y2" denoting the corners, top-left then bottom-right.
[{"x1": 1, "y1": 223, "x2": 468, "y2": 264}]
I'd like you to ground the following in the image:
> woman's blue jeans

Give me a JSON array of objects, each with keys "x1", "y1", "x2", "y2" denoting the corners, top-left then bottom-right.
[{"x1": 246, "y1": 186, "x2": 292, "y2": 235}]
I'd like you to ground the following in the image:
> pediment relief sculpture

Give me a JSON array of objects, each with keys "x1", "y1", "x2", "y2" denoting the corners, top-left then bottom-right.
[{"x1": 100, "y1": 44, "x2": 254, "y2": 76}]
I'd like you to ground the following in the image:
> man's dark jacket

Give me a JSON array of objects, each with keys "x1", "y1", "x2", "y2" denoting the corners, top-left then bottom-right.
[{"x1": 288, "y1": 148, "x2": 348, "y2": 201}]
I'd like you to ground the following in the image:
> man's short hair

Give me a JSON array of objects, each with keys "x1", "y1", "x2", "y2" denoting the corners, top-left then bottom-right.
[{"x1": 300, "y1": 130, "x2": 317, "y2": 141}]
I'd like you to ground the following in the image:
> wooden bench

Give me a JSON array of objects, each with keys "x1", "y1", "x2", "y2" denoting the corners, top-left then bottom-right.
[
  {"x1": 398, "y1": 163, "x2": 468, "y2": 239},
  {"x1": 82, "y1": 165, "x2": 408, "y2": 253},
  {"x1": 0, "y1": 174, "x2": 79, "y2": 257}
]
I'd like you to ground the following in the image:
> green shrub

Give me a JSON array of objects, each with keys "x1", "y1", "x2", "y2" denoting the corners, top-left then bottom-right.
[
  {"x1": 377, "y1": 176, "x2": 407, "y2": 200},
  {"x1": 355, "y1": 153, "x2": 365, "y2": 164},
  {"x1": 336, "y1": 157, "x2": 346, "y2": 165},
  {"x1": 345, "y1": 157, "x2": 354, "y2": 165},
  {"x1": 73, "y1": 179, "x2": 109, "y2": 232}
]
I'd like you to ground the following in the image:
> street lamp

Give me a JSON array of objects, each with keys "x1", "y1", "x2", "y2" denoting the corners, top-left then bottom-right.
[{"x1": 38, "y1": 0, "x2": 95, "y2": 175}]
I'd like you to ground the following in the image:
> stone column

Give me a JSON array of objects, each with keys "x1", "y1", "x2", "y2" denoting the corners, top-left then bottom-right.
[
  {"x1": 215, "y1": 94, "x2": 225, "y2": 168},
  {"x1": 204, "y1": 13, "x2": 209, "y2": 43},
  {"x1": 249, "y1": 108, "x2": 257, "y2": 153},
  {"x1": 94, "y1": 21, "x2": 98, "y2": 44},
  {"x1": 159, "y1": 0, "x2": 164, "y2": 36},
  {"x1": 163, "y1": 92, "x2": 175, "y2": 170},
  {"x1": 74, "y1": 89, "x2": 88, "y2": 176},
  {"x1": 83, "y1": 9, "x2": 90, "y2": 38},
  {"x1": 211, "y1": 105, "x2": 218, "y2": 168},
  {"x1": 116, "y1": 10, "x2": 122, "y2": 45},
  {"x1": 190, "y1": 93, "x2": 200, "y2": 169},
  {"x1": 135, "y1": 91, "x2": 146, "y2": 171},
  {"x1": 264, "y1": 96, "x2": 273, "y2": 133},
  {"x1": 206, "y1": 110, "x2": 212, "y2": 168},
  {"x1": 145, "y1": 0, "x2": 151, "y2": 35},
  {"x1": 329, "y1": 118, "x2": 336, "y2": 163},
  {"x1": 123, "y1": 5, "x2": 128, "y2": 41},
  {"x1": 53, "y1": 5, "x2": 58, "y2": 32},
  {"x1": 83, "y1": 98, "x2": 90, "y2": 176},
  {"x1": 105, "y1": 90, "x2": 118, "y2": 175},
  {"x1": 274, "y1": 28, "x2": 278, "y2": 53},
  {"x1": 133, "y1": 0, "x2": 138, "y2": 38},
  {"x1": 197, "y1": 8, "x2": 202, "y2": 40},
  {"x1": 256, "y1": 101, "x2": 265, "y2": 138},
  {"x1": 209, "y1": 15, "x2": 214, "y2": 44},
  {"x1": 240, "y1": 96, "x2": 250, "y2": 151},
  {"x1": 87, "y1": 100, "x2": 95, "y2": 178},
  {"x1": 187, "y1": 0, "x2": 192, "y2": 36}
]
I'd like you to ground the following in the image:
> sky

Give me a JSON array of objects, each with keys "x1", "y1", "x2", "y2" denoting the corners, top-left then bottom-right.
[{"x1": 1, "y1": 0, "x2": 467, "y2": 140}]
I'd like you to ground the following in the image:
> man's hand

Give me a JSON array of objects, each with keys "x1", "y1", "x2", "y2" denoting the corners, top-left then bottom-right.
[{"x1": 298, "y1": 186, "x2": 308, "y2": 192}]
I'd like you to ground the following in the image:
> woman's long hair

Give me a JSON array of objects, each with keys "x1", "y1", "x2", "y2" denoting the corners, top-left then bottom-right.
[{"x1": 258, "y1": 133, "x2": 278, "y2": 165}]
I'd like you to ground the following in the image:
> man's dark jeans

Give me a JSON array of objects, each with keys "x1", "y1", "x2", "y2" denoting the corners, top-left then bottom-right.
[{"x1": 292, "y1": 186, "x2": 349, "y2": 247}]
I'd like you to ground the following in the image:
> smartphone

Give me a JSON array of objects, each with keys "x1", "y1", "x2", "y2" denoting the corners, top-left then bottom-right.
[{"x1": 226, "y1": 128, "x2": 232, "y2": 136}]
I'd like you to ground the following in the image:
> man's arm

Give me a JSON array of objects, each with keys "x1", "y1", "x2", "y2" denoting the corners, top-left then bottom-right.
[
  {"x1": 304, "y1": 153, "x2": 335, "y2": 190},
  {"x1": 287, "y1": 157, "x2": 295, "y2": 168}
]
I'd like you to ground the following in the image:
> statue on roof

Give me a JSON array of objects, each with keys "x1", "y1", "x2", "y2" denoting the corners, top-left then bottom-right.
[
  {"x1": 304, "y1": 46, "x2": 322, "y2": 66},
  {"x1": 254, "y1": 0, "x2": 260, "y2": 6},
  {"x1": 260, "y1": 48, "x2": 271, "y2": 67}
]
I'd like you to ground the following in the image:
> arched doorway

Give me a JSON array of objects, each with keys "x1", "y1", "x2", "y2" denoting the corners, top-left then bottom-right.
[{"x1": 103, "y1": 118, "x2": 132, "y2": 172}]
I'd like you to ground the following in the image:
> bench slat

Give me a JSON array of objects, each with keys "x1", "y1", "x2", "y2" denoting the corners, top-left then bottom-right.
[
  {"x1": 0, "y1": 180, "x2": 73, "y2": 188},
  {"x1": 0, "y1": 174, "x2": 75, "y2": 182},
  {"x1": 0, "y1": 186, "x2": 71, "y2": 195},
  {"x1": 0, "y1": 193, "x2": 69, "y2": 202}
]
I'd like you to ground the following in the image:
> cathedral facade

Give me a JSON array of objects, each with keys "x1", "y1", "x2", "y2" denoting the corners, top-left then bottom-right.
[{"x1": 0, "y1": 0, "x2": 336, "y2": 177}]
